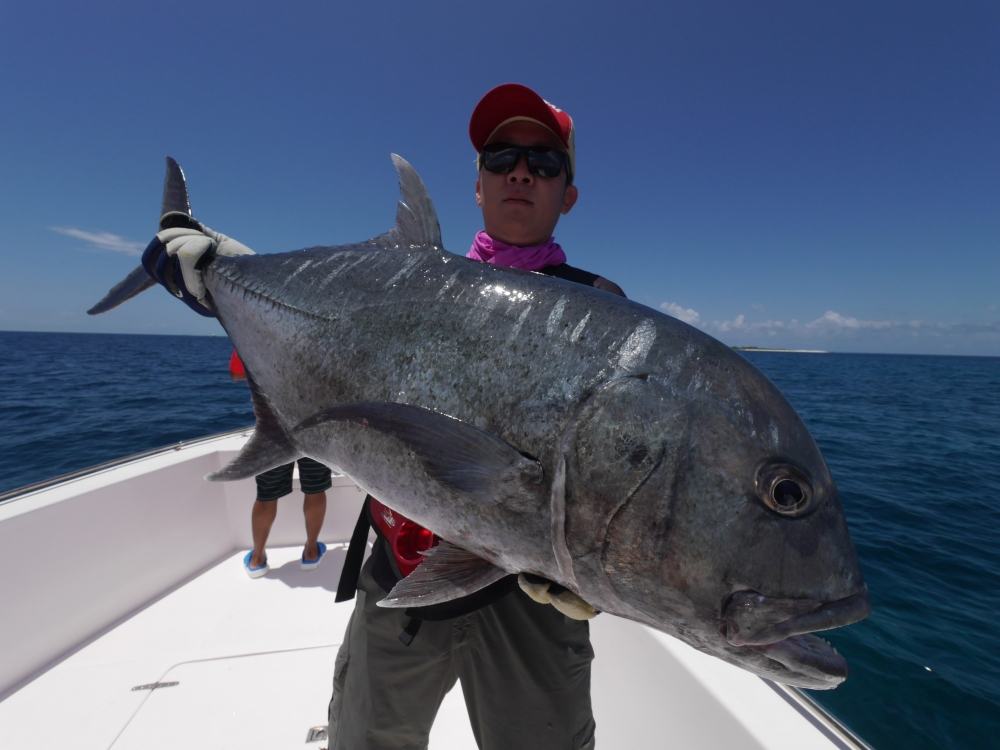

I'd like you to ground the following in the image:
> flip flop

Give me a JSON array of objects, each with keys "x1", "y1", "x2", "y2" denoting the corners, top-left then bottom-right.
[
  {"x1": 301, "y1": 541, "x2": 327, "y2": 571},
  {"x1": 243, "y1": 551, "x2": 269, "y2": 578}
]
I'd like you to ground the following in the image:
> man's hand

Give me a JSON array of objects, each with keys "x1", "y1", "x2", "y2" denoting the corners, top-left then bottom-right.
[
  {"x1": 518, "y1": 574, "x2": 598, "y2": 620},
  {"x1": 141, "y1": 212, "x2": 255, "y2": 316}
]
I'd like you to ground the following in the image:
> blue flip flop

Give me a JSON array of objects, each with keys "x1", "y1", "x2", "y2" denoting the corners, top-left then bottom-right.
[
  {"x1": 243, "y1": 551, "x2": 269, "y2": 578},
  {"x1": 301, "y1": 541, "x2": 327, "y2": 571}
]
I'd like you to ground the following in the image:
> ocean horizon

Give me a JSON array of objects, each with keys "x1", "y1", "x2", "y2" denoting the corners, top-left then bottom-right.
[{"x1": 5, "y1": 327, "x2": 1000, "y2": 358}]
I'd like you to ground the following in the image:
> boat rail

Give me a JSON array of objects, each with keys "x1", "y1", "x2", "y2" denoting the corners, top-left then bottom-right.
[
  {"x1": 768, "y1": 682, "x2": 871, "y2": 749},
  {"x1": 0, "y1": 425, "x2": 254, "y2": 506}
]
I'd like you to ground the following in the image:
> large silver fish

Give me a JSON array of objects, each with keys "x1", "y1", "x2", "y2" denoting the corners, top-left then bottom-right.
[{"x1": 91, "y1": 156, "x2": 869, "y2": 689}]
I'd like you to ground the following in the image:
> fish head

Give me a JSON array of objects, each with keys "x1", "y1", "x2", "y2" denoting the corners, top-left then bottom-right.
[{"x1": 568, "y1": 349, "x2": 869, "y2": 688}]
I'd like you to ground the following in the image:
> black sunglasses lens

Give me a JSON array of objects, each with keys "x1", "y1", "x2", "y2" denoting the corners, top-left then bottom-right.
[
  {"x1": 481, "y1": 147, "x2": 521, "y2": 174},
  {"x1": 526, "y1": 150, "x2": 565, "y2": 178},
  {"x1": 481, "y1": 145, "x2": 566, "y2": 178}
]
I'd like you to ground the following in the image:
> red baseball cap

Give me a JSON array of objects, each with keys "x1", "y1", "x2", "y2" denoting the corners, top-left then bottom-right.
[{"x1": 469, "y1": 83, "x2": 576, "y2": 178}]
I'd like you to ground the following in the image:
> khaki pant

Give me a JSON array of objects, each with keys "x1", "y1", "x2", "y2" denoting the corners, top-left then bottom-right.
[{"x1": 328, "y1": 558, "x2": 596, "y2": 750}]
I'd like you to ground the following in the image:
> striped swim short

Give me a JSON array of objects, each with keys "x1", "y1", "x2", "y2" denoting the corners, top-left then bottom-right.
[{"x1": 255, "y1": 457, "x2": 332, "y2": 501}]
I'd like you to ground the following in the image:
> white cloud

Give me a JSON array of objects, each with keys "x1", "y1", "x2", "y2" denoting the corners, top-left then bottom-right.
[
  {"x1": 805, "y1": 310, "x2": 894, "y2": 330},
  {"x1": 715, "y1": 313, "x2": 745, "y2": 332},
  {"x1": 709, "y1": 315, "x2": 790, "y2": 334},
  {"x1": 703, "y1": 309, "x2": 911, "y2": 336},
  {"x1": 659, "y1": 301, "x2": 701, "y2": 325},
  {"x1": 51, "y1": 227, "x2": 143, "y2": 256},
  {"x1": 650, "y1": 304, "x2": 1000, "y2": 353},
  {"x1": 667, "y1": 303, "x2": 874, "y2": 340}
]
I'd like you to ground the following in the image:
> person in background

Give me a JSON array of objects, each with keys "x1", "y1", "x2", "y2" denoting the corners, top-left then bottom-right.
[
  {"x1": 229, "y1": 351, "x2": 331, "y2": 578},
  {"x1": 141, "y1": 83, "x2": 623, "y2": 749},
  {"x1": 244, "y1": 458, "x2": 330, "y2": 577}
]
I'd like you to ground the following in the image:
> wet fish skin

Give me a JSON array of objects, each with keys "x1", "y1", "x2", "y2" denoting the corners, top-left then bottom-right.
[{"x1": 91, "y1": 155, "x2": 869, "y2": 688}]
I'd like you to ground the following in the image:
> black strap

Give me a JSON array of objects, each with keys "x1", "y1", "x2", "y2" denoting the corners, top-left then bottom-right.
[
  {"x1": 398, "y1": 616, "x2": 423, "y2": 646},
  {"x1": 538, "y1": 262, "x2": 600, "y2": 286},
  {"x1": 403, "y1": 575, "x2": 518, "y2": 621},
  {"x1": 335, "y1": 502, "x2": 373, "y2": 602}
]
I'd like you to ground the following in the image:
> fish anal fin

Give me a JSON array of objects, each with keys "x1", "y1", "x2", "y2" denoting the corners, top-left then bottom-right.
[{"x1": 208, "y1": 376, "x2": 298, "y2": 480}]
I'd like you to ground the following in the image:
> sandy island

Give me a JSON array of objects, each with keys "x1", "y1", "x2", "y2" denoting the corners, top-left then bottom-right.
[{"x1": 733, "y1": 346, "x2": 829, "y2": 354}]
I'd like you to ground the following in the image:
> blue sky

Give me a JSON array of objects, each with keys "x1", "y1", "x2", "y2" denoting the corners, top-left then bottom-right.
[{"x1": 1, "y1": 1, "x2": 997, "y2": 355}]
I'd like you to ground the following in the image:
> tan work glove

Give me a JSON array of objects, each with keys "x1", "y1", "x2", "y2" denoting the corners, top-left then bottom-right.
[
  {"x1": 518, "y1": 573, "x2": 598, "y2": 620},
  {"x1": 155, "y1": 219, "x2": 255, "y2": 311}
]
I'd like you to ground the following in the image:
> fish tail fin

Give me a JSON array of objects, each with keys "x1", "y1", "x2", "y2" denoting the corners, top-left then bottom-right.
[
  {"x1": 87, "y1": 156, "x2": 196, "y2": 315},
  {"x1": 87, "y1": 266, "x2": 157, "y2": 315}
]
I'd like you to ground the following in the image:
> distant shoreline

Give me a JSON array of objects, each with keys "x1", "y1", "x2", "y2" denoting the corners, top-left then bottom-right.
[{"x1": 734, "y1": 346, "x2": 829, "y2": 354}]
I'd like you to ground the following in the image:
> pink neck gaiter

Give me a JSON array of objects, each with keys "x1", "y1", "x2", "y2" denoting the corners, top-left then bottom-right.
[{"x1": 466, "y1": 230, "x2": 566, "y2": 271}]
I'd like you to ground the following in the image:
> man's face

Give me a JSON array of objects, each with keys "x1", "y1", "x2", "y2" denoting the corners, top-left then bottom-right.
[{"x1": 475, "y1": 120, "x2": 578, "y2": 247}]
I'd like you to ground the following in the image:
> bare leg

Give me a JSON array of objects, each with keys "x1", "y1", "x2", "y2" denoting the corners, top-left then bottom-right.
[
  {"x1": 250, "y1": 500, "x2": 278, "y2": 567},
  {"x1": 303, "y1": 491, "x2": 327, "y2": 561}
]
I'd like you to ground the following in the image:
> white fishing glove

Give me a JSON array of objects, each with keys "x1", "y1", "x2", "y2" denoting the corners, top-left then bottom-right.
[
  {"x1": 518, "y1": 574, "x2": 598, "y2": 620},
  {"x1": 147, "y1": 212, "x2": 255, "y2": 314}
]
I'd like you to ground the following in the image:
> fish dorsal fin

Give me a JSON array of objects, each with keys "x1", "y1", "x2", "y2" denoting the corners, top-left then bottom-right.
[
  {"x1": 383, "y1": 154, "x2": 442, "y2": 250},
  {"x1": 377, "y1": 540, "x2": 509, "y2": 608},
  {"x1": 208, "y1": 375, "x2": 299, "y2": 480}
]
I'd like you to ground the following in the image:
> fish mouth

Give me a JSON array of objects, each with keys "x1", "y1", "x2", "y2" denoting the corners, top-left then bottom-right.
[{"x1": 722, "y1": 587, "x2": 870, "y2": 686}]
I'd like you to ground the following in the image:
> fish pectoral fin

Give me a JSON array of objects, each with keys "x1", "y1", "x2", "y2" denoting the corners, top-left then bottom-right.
[
  {"x1": 377, "y1": 541, "x2": 509, "y2": 608},
  {"x1": 295, "y1": 401, "x2": 543, "y2": 504},
  {"x1": 208, "y1": 376, "x2": 299, "y2": 480}
]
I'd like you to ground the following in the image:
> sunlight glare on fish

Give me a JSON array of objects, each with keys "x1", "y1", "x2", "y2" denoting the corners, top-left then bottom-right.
[
  {"x1": 479, "y1": 283, "x2": 533, "y2": 304},
  {"x1": 615, "y1": 318, "x2": 656, "y2": 371}
]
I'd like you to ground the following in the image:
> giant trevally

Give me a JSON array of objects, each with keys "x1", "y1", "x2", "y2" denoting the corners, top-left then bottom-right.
[{"x1": 90, "y1": 156, "x2": 869, "y2": 689}]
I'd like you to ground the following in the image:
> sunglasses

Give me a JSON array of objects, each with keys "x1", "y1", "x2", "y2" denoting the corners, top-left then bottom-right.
[{"x1": 479, "y1": 143, "x2": 570, "y2": 180}]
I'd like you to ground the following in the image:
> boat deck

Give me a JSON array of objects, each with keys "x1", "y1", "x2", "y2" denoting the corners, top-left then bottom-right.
[
  {"x1": 1, "y1": 548, "x2": 860, "y2": 750},
  {"x1": 1, "y1": 545, "x2": 364, "y2": 749},
  {"x1": 0, "y1": 432, "x2": 866, "y2": 749}
]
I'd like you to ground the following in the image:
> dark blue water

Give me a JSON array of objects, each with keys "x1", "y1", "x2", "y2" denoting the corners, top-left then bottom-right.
[
  {"x1": 0, "y1": 331, "x2": 252, "y2": 489},
  {"x1": 2, "y1": 332, "x2": 998, "y2": 749},
  {"x1": 740, "y1": 351, "x2": 1000, "y2": 750}
]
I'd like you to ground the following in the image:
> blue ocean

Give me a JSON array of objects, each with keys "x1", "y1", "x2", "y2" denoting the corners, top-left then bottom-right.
[{"x1": 1, "y1": 330, "x2": 998, "y2": 749}]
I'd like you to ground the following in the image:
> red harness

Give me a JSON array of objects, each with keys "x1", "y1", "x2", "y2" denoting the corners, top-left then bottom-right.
[{"x1": 367, "y1": 496, "x2": 438, "y2": 577}]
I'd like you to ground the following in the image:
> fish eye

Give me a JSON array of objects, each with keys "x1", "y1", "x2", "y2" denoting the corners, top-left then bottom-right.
[
  {"x1": 772, "y1": 478, "x2": 805, "y2": 508},
  {"x1": 755, "y1": 461, "x2": 813, "y2": 517}
]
